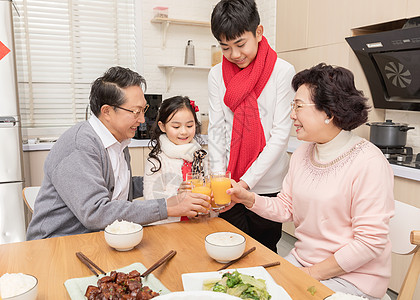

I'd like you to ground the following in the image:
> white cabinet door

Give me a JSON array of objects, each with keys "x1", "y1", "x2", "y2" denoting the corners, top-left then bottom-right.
[{"x1": 0, "y1": 181, "x2": 26, "y2": 244}]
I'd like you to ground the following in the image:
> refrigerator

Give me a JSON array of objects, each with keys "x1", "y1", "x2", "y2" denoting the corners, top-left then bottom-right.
[{"x1": 0, "y1": 0, "x2": 26, "y2": 244}]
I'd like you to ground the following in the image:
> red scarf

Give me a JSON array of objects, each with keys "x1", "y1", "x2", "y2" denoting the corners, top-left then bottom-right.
[{"x1": 222, "y1": 36, "x2": 277, "y2": 181}]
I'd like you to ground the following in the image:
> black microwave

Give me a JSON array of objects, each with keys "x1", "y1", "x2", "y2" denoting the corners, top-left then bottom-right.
[{"x1": 133, "y1": 94, "x2": 162, "y2": 140}]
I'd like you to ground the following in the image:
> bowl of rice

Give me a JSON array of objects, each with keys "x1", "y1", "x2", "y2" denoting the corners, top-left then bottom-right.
[
  {"x1": 104, "y1": 220, "x2": 143, "y2": 251},
  {"x1": 324, "y1": 292, "x2": 369, "y2": 300},
  {"x1": 205, "y1": 232, "x2": 246, "y2": 263},
  {"x1": 0, "y1": 273, "x2": 38, "y2": 300}
]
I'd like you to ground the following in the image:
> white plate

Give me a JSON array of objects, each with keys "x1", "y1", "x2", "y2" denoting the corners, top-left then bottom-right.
[
  {"x1": 154, "y1": 291, "x2": 240, "y2": 299},
  {"x1": 64, "y1": 263, "x2": 170, "y2": 299},
  {"x1": 181, "y1": 266, "x2": 292, "y2": 300}
]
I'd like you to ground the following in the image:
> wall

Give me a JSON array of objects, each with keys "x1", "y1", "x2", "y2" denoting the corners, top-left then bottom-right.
[
  {"x1": 137, "y1": 0, "x2": 277, "y2": 117},
  {"x1": 276, "y1": 0, "x2": 420, "y2": 153},
  {"x1": 276, "y1": 0, "x2": 420, "y2": 296}
]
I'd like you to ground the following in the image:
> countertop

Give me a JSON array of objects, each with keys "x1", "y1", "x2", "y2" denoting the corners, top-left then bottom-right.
[{"x1": 22, "y1": 135, "x2": 420, "y2": 182}]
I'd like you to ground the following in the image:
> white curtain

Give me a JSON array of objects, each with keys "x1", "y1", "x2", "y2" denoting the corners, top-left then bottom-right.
[{"x1": 12, "y1": 0, "x2": 136, "y2": 129}]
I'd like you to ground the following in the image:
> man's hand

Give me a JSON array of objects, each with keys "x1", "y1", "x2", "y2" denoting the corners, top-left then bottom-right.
[{"x1": 167, "y1": 192, "x2": 210, "y2": 218}]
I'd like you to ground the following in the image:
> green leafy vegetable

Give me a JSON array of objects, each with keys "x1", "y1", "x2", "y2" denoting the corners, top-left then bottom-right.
[
  {"x1": 307, "y1": 285, "x2": 317, "y2": 296},
  {"x1": 203, "y1": 271, "x2": 271, "y2": 300}
]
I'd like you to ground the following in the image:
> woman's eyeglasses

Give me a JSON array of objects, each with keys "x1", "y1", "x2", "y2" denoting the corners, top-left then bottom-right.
[
  {"x1": 290, "y1": 101, "x2": 316, "y2": 111},
  {"x1": 112, "y1": 104, "x2": 149, "y2": 118}
]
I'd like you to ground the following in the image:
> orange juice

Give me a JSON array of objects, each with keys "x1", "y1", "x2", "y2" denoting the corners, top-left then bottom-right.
[
  {"x1": 211, "y1": 176, "x2": 231, "y2": 206},
  {"x1": 192, "y1": 185, "x2": 212, "y2": 214},
  {"x1": 192, "y1": 185, "x2": 212, "y2": 197},
  {"x1": 189, "y1": 178, "x2": 203, "y2": 187}
]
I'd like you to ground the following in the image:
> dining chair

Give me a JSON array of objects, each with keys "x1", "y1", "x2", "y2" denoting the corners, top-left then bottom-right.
[
  {"x1": 22, "y1": 186, "x2": 40, "y2": 213},
  {"x1": 382, "y1": 200, "x2": 420, "y2": 300}
]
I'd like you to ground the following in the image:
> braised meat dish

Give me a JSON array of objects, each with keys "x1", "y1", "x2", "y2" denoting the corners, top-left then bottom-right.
[{"x1": 85, "y1": 270, "x2": 160, "y2": 300}]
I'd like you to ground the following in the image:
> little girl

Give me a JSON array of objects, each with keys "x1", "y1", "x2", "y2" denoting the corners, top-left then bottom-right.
[{"x1": 144, "y1": 96, "x2": 207, "y2": 224}]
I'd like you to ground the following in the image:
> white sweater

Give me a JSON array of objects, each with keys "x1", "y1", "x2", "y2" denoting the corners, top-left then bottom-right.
[
  {"x1": 208, "y1": 58, "x2": 295, "y2": 193},
  {"x1": 143, "y1": 135, "x2": 201, "y2": 224}
]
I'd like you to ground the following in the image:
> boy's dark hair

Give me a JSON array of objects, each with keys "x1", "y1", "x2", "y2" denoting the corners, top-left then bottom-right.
[
  {"x1": 89, "y1": 66, "x2": 147, "y2": 117},
  {"x1": 211, "y1": 0, "x2": 260, "y2": 41},
  {"x1": 292, "y1": 63, "x2": 370, "y2": 131},
  {"x1": 147, "y1": 96, "x2": 202, "y2": 173}
]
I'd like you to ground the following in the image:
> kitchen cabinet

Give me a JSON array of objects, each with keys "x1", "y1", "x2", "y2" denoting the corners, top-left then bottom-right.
[
  {"x1": 348, "y1": 0, "x2": 407, "y2": 29},
  {"x1": 407, "y1": 0, "x2": 420, "y2": 18},
  {"x1": 276, "y1": 0, "x2": 308, "y2": 52}
]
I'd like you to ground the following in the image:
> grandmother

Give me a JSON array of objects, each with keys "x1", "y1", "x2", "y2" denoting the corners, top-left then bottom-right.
[{"x1": 227, "y1": 63, "x2": 394, "y2": 300}]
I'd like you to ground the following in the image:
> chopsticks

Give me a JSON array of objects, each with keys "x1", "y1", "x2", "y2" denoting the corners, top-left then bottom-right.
[
  {"x1": 76, "y1": 252, "x2": 107, "y2": 277},
  {"x1": 217, "y1": 246, "x2": 256, "y2": 271},
  {"x1": 141, "y1": 250, "x2": 177, "y2": 277},
  {"x1": 261, "y1": 261, "x2": 281, "y2": 268}
]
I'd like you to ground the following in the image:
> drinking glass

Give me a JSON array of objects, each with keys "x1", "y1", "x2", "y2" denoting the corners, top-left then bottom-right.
[
  {"x1": 186, "y1": 172, "x2": 203, "y2": 189},
  {"x1": 191, "y1": 176, "x2": 212, "y2": 215},
  {"x1": 210, "y1": 171, "x2": 231, "y2": 210}
]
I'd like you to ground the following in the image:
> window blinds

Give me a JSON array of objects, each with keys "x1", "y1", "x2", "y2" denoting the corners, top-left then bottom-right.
[{"x1": 12, "y1": 0, "x2": 136, "y2": 129}]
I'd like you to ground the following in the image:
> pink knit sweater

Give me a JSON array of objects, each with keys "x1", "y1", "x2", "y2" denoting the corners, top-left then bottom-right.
[{"x1": 251, "y1": 134, "x2": 394, "y2": 298}]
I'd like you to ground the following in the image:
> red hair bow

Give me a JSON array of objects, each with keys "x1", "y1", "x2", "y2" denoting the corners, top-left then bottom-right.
[{"x1": 190, "y1": 100, "x2": 199, "y2": 112}]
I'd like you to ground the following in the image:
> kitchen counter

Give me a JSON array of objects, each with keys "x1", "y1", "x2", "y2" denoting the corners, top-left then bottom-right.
[{"x1": 22, "y1": 135, "x2": 209, "y2": 152}]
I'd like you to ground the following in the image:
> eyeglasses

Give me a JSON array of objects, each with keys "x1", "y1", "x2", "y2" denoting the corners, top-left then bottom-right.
[
  {"x1": 290, "y1": 101, "x2": 316, "y2": 111},
  {"x1": 112, "y1": 104, "x2": 149, "y2": 118}
]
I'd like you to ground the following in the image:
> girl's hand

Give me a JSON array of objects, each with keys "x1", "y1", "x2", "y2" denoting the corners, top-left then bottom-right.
[
  {"x1": 177, "y1": 181, "x2": 192, "y2": 194},
  {"x1": 226, "y1": 179, "x2": 255, "y2": 208},
  {"x1": 167, "y1": 192, "x2": 211, "y2": 218}
]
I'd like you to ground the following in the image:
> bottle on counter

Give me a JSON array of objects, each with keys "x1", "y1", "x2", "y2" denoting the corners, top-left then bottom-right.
[
  {"x1": 211, "y1": 44, "x2": 222, "y2": 66},
  {"x1": 184, "y1": 40, "x2": 195, "y2": 66}
]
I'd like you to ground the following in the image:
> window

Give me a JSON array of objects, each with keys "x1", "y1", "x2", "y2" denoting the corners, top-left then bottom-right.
[{"x1": 12, "y1": 0, "x2": 136, "y2": 136}]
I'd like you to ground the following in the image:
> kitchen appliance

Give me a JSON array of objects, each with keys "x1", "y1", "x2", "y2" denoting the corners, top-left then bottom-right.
[
  {"x1": 366, "y1": 119, "x2": 414, "y2": 148},
  {"x1": 380, "y1": 146, "x2": 420, "y2": 170},
  {"x1": 133, "y1": 94, "x2": 162, "y2": 140},
  {"x1": 0, "y1": 0, "x2": 26, "y2": 244},
  {"x1": 346, "y1": 17, "x2": 420, "y2": 111}
]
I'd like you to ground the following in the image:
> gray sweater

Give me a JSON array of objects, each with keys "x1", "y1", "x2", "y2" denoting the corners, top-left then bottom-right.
[{"x1": 27, "y1": 121, "x2": 167, "y2": 240}]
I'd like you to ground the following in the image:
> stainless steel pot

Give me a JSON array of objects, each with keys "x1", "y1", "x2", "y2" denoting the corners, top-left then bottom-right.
[{"x1": 366, "y1": 119, "x2": 414, "y2": 148}]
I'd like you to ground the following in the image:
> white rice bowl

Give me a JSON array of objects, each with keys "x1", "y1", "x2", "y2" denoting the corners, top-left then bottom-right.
[
  {"x1": 0, "y1": 273, "x2": 38, "y2": 299},
  {"x1": 325, "y1": 292, "x2": 369, "y2": 300},
  {"x1": 105, "y1": 220, "x2": 142, "y2": 234}
]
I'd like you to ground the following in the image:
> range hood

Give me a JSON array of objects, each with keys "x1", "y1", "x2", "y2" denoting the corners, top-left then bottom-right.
[{"x1": 346, "y1": 17, "x2": 420, "y2": 111}]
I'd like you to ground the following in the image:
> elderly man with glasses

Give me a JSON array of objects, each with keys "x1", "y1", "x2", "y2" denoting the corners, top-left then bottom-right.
[{"x1": 27, "y1": 66, "x2": 210, "y2": 240}]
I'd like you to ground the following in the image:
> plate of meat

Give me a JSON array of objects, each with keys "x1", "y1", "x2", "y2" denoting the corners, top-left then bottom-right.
[{"x1": 64, "y1": 263, "x2": 170, "y2": 299}]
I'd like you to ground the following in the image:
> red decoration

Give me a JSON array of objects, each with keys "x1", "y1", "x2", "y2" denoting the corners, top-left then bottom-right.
[
  {"x1": 189, "y1": 100, "x2": 199, "y2": 112},
  {"x1": 0, "y1": 41, "x2": 11, "y2": 61}
]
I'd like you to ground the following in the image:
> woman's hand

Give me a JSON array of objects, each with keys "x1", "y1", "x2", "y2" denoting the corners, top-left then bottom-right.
[
  {"x1": 166, "y1": 192, "x2": 210, "y2": 218},
  {"x1": 227, "y1": 179, "x2": 255, "y2": 208},
  {"x1": 299, "y1": 256, "x2": 346, "y2": 281}
]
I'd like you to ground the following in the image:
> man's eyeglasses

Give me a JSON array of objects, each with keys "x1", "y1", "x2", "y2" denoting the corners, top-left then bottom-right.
[
  {"x1": 290, "y1": 101, "x2": 316, "y2": 111},
  {"x1": 112, "y1": 104, "x2": 149, "y2": 118}
]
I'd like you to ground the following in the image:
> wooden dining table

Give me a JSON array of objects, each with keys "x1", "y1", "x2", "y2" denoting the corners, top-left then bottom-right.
[{"x1": 0, "y1": 217, "x2": 333, "y2": 299}]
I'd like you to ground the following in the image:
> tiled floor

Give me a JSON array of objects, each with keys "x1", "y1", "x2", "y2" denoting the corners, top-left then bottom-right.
[{"x1": 276, "y1": 232, "x2": 398, "y2": 300}]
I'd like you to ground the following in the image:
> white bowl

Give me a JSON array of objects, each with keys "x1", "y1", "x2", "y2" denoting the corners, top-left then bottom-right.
[
  {"x1": 205, "y1": 232, "x2": 246, "y2": 263},
  {"x1": 154, "y1": 291, "x2": 240, "y2": 299},
  {"x1": 104, "y1": 223, "x2": 143, "y2": 251},
  {"x1": 1, "y1": 273, "x2": 38, "y2": 300}
]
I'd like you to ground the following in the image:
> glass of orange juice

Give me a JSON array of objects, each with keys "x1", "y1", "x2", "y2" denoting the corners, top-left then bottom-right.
[
  {"x1": 186, "y1": 172, "x2": 203, "y2": 190},
  {"x1": 210, "y1": 171, "x2": 231, "y2": 210},
  {"x1": 191, "y1": 176, "x2": 212, "y2": 215}
]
